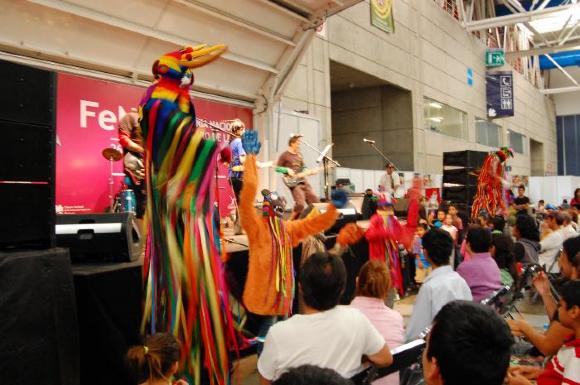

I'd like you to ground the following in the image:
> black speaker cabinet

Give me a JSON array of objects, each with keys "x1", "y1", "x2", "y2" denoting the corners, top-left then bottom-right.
[
  {"x1": 442, "y1": 168, "x2": 478, "y2": 185},
  {"x1": 443, "y1": 151, "x2": 487, "y2": 168},
  {"x1": 0, "y1": 248, "x2": 79, "y2": 385},
  {"x1": 442, "y1": 185, "x2": 477, "y2": 204},
  {"x1": 56, "y1": 213, "x2": 141, "y2": 262},
  {"x1": 0, "y1": 61, "x2": 56, "y2": 249}
]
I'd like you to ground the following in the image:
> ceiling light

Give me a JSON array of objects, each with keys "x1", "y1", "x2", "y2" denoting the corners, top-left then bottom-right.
[
  {"x1": 427, "y1": 117, "x2": 443, "y2": 122},
  {"x1": 429, "y1": 102, "x2": 443, "y2": 109}
]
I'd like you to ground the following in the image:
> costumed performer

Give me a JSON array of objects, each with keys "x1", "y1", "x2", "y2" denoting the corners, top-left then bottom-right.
[
  {"x1": 365, "y1": 186, "x2": 420, "y2": 299},
  {"x1": 471, "y1": 147, "x2": 514, "y2": 219},
  {"x1": 139, "y1": 45, "x2": 237, "y2": 385},
  {"x1": 239, "y1": 130, "x2": 344, "y2": 346}
]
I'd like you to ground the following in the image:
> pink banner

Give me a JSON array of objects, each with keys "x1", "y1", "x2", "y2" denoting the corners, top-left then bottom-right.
[{"x1": 55, "y1": 73, "x2": 252, "y2": 218}]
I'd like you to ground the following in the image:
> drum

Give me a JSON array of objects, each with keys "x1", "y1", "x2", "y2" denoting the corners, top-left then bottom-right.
[{"x1": 120, "y1": 189, "x2": 136, "y2": 214}]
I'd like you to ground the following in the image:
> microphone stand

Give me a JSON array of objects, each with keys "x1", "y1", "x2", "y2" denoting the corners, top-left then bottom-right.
[
  {"x1": 300, "y1": 138, "x2": 341, "y2": 200},
  {"x1": 365, "y1": 141, "x2": 400, "y2": 171}
]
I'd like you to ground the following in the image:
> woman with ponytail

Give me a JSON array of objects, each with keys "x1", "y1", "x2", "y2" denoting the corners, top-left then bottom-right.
[
  {"x1": 126, "y1": 333, "x2": 188, "y2": 385},
  {"x1": 350, "y1": 260, "x2": 404, "y2": 385}
]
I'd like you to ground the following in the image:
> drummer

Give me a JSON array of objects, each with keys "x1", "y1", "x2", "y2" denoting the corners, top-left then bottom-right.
[{"x1": 118, "y1": 109, "x2": 146, "y2": 220}]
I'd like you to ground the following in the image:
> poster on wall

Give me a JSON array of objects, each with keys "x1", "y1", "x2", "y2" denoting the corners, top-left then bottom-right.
[
  {"x1": 55, "y1": 73, "x2": 253, "y2": 218},
  {"x1": 370, "y1": 0, "x2": 395, "y2": 33},
  {"x1": 486, "y1": 71, "x2": 514, "y2": 118}
]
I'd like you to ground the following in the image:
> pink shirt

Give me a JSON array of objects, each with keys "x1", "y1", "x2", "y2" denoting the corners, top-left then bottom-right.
[{"x1": 350, "y1": 296, "x2": 405, "y2": 385}]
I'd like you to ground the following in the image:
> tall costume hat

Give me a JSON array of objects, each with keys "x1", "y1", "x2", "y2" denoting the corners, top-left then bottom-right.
[{"x1": 139, "y1": 44, "x2": 235, "y2": 385}]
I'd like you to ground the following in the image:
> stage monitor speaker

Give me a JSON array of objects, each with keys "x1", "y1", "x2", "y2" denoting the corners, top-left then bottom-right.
[
  {"x1": 73, "y1": 261, "x2": 143, "y2": 385},
  {"x1": 442, "y1": 168, "x2": 478, "y2": 185},
  {"x1": 56, "y1": 213, "x2": 141, "y2": 262},
  {"x1": 443, "y1": 150, "x2": 487, "y2": 168},
  {"x1": 0, "y1": 248, "x2": 79, "y2": 385},
  {"x1": 311, "y1": 202, "x2": 358, "y2": 234},
  {"x1": 442, "y1": 185, "x2": 476, "y2": 204}
]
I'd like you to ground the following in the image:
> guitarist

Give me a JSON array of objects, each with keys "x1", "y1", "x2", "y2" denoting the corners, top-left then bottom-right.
[{"x1": 276, "y1": 134, "x2": 319, "y2": 220}]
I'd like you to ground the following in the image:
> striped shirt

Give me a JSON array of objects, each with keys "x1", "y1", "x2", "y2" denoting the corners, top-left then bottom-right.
[{"x1": 538, "y1": 335, "x2": 580, "y2": 385}]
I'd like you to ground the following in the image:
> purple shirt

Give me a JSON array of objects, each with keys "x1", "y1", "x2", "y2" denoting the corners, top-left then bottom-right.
[{"x1": 456, "y1": 252, "x2": 502, "y2": 302}]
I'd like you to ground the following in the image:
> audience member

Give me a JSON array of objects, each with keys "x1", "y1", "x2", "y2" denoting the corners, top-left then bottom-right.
[
  {"x1": 561, "y1": 212, "x2": 577, "y2": 240},
  {"x1": 507, "y1": 280, "x2": 580, "y2": 385},
  {"x1": 126, "y1": 333, "x2": 188, "y2": 385},
  {"x1": 491, "y1": 233, "x2": 517, "y2": 286},
  {"x1": 413, "y1": 223, "x2": 431, "y2": 284},
  {"x1": 560, "y1": 199, "x2": 571, "y2": 210},
  {"x1": 350, "y1": 261, "x2": 404, "y2": 385},
  {"x1": 258, "y1": 253, "x2": 392, "y2": 383},
  {"x1": 422, "y1": 301, "x2": 513, "y2": 385},
  {"x1": 440, "y1": 214, "x2": 458, "y2": 243},
  {"x1": 488, "y1": 215, "x2": 507, "y2": 235},
  {"x1": 457, "y1": 226, "x2": 501, "y2": 302},
  {"x1": 513, "y1": 185, "x2": 530, "y2": 214},
  {"x1": 512, "y1": 214, "x2": 540, "y2": 265},
  {"x1": 539, "y1": 211, "x2": 565, "y2": 272},
  {"x1": 507, "y1": 236, "x2": 580, "y2": 357},
  {"x1": 272, "y1": 365, "x2": 353, "y2": 385},
  {"x1": 536, "y1": 199, "x2": 546, "y2": 215},
  {"x1": 405, "y1": 229, "x2": 471, "y2": 341},
  {"x1": 571, "y1": 188, "x2": 580, "y2": 210},
  {"x1": 447, "y1": 204, "x2": 463, "y2": 233}
]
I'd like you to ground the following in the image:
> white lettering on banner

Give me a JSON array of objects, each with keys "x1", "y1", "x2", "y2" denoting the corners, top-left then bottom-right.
[
  {"x1": 80, "y1": 100, "x2": 98, "y2": 128},
  {"x1": 79, "y1": 101, "x2": 132, "y2": 131}
]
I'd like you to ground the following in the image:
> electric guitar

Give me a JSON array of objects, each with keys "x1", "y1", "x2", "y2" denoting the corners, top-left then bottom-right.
[{"x1": 282, "y1": 164, "x2": 334, "y2": 188}]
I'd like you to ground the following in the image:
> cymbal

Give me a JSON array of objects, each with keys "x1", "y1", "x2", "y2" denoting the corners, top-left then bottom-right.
[{"x1": 102, "y1": 148, "x2": 123, "y2": 161}]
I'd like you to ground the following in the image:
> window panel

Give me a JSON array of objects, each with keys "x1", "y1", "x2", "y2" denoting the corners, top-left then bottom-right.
[
  {"x1": 509, "y1": 130, "x2": 526, "y2": 154},
  {"x1": 424, "y1": 97, "x2": 467, "y2": 139},
  {"x1": 476, "y1": 118, "x2": 501, "y2": 148}
]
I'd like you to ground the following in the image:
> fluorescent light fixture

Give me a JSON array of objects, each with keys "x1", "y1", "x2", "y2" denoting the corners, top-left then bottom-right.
[
  {"x1": 526, "y1": 6, "x2": 580, "y2": 34},
  {"x1": 427, "y1": 116, "x2": 443, "y2": 122},
  {"x1": 429, "y1": 102, "x2": 443, "y2": 109}
]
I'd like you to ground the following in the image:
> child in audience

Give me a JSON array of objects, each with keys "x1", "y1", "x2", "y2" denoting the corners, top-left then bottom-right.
[
  {"x1": 273, "y1": 365, "x2": 352, "y2": 385},
  {"x1": 413, "y1": 223, "x2": 431, "y2": 284},
  {"x1": 432, "y1": 208, "x2": 446, "y2": 228},
  {"x1": 127, "y1": 333, "x2": 188, "y2": 385},
  {"x1": 507, "y1": 280, "x2": 580, "y2": 385},
  {"x1": 441, "y1": 214, "x2": 458, "y2": 243},
  {"x1": 351, "y1": 260, "x2": 404, "y2": 385},
  {"x1": 490, "y1": 233, "x2": 517, "y2": 286}
]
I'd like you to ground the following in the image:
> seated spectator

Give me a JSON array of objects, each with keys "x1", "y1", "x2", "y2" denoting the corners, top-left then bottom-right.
[
  {"x1": 507, "y1": 236, "x2": 580, "y2": 357},
  {"x1": 560, "y1": 199, "x2": 570, "y2": 210},
  {"x1": 273, "y1": 365, "x2": 353, "y2": 385},
  {"x1": 536, "y1": 199, "x2": 546, "y2": 215},
  {"x1": 507, "y1": 280, "x2": 580, "y2": 385},
  {"x1": 561, "y1": 212, "x2": 577, "y2": 240},
  {"x1": 258, "y1": 252, "x2": 392, "y2": 383},
  {"x1": 423, "y1": 301, "x2": 514, "y2": 385},
  {"x1": 488, "y1": 215, "x2": 507, "y2": 235},
  {"x1": 571, "y1": 188, "x2": 580, "y2": 210},
  {"x1": 405, "y1": 228, "x2": 472, "y2": 341},
  {"x1": 491, "y1": 233, "x2": 517, "y2": 286},
  {"x1": 350, "y1": 260, "x2": 404, "y2": 385},
  {"x1": 126, "y1": 333, "x2": 188, "y2": 385},
  {"x1": 512, "y1": 214, "x2": 540, "y2": 265},
  {"x1": 539, "y1": 211, "x2": 565, "y2": 272},
  {"x1": 457, "y1": 226, "x2": 502, "y2": 302},
  {"x1": 440, "y1": 214, "x2": 458, "y2": 243}
]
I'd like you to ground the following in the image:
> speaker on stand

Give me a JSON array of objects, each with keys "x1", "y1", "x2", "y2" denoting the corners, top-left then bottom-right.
[{"x1": 442, "y1": 150, "x2": 488, "y2": 212}]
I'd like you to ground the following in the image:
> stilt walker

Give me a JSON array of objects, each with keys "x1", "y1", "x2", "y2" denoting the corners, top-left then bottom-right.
[{"x1": 471, "y1": 147, "x2": 514, "y2": 218}]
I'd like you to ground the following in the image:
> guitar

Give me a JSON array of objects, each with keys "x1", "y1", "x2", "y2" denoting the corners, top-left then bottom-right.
[{"x1": 282, "y1": 164, "x2": 334, "y2": 188}]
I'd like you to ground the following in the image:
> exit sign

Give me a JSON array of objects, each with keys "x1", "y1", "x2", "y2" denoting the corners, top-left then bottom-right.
[{"x1": 486, "y1": 49, "x2": 505, "y2": 67}]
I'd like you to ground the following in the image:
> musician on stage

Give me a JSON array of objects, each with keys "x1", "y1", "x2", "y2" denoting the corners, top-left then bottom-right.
[
  {"x1": 379, "y1": 162, "x2": 401, "y2": 199},
  {"x1": 276, "y1": 135, "x2": 319, "y2": 220},
  {"x1": 228, "y1": 119, "x2": 246, "y2": 234},
  {"x1": 118, "y1": 109, "x2": 146, "y2": 219}
]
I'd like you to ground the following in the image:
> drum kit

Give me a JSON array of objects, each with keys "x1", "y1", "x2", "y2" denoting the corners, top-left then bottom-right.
[{"x1": 101, "y1": 147, "x2": 136, "y2": 214}]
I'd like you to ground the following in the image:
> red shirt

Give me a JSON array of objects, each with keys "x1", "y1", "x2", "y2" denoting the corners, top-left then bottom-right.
[{"x1": 538, "y1": 335, "x2": 580, "y2": 385}]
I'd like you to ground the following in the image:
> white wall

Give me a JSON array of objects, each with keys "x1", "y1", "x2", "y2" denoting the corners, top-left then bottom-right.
[
  {"x1": 549, "y1": 67, "x2": 580, "y2": 116},
  {"x1": 529, "y1": 176, "x2": 580, "y2": 206}
]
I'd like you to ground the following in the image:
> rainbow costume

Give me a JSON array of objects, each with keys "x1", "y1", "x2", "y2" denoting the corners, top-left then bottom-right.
[
  {"x1": 471, "y1": 147, "x2": 513, "y2": 218},
  {"x1": 139, "y1": 45, "x2": 236, "y2": 385}
]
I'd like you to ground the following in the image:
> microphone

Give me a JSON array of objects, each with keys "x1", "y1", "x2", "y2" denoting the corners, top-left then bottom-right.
[{"x1": 363, "y1": 138, "x2": 376, "y2": 144}]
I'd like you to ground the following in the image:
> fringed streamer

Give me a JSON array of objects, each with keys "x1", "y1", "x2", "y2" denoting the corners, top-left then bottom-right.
[
  {"x1": 140, "y1": 86, "x2": 236, "y2": 385},
  {"x1": 471, "y1": 155, "x2": 505, "y2": 218},
  {"x1": 267, "y1": 217, "x2": 294, "y2": 315}
]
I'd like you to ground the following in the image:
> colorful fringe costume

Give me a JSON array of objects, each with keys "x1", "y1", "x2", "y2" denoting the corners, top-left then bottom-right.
[
  {"x1": 471, "y1": 147, "x2": 514, "y2": 218},
  {"x1": 240, "y1": 155, "x2": 338, "y2": 316},
  {"x1": 365, "y1": 189, "x2": 420, "y2": 296},
  {"x1": 139, "y1": 45, "x2": 237, "y2": 385}
]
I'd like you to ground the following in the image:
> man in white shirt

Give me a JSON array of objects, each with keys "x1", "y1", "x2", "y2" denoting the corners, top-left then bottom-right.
[
  {"x1": 258, "y1": 253, "x2": 393, "y2": 383},
  {"x1": 379, "y1": 163, "x2": 401, "y2": 198},
  {"x1": 406, "y1": 228, "x2": 472, "y2": 341},
  {"x1": 539, "y1": 211, "x2": 565, "y2": 272}
]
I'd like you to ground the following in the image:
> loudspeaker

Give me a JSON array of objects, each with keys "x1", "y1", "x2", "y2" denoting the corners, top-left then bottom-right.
[
  {"x1": 0, "y1": 248, "x2": 79, "y2": 385},
  {"x1": 0, "y1": 61, "x2": 56, "y2": 249},
  {"x1": 443, "y1": 151, "x2": 487, "y2": 168},
  {"x1": 442, "y1": 185, "x2": 477, "y2": 203},
  {"x1": 73, "y1": 261, "x2": 143, "y2": 385},
  {"x1": 56, "y1": 213, "x2": 141, "y2": 262},
  {"x1": 442, "y1": 168, "x2": 478, "y2": 185}
]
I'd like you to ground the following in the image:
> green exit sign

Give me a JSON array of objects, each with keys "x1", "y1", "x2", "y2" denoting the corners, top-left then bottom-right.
[{"x1": 486, "y1": 49, "x2": 505, "y2": 67}]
